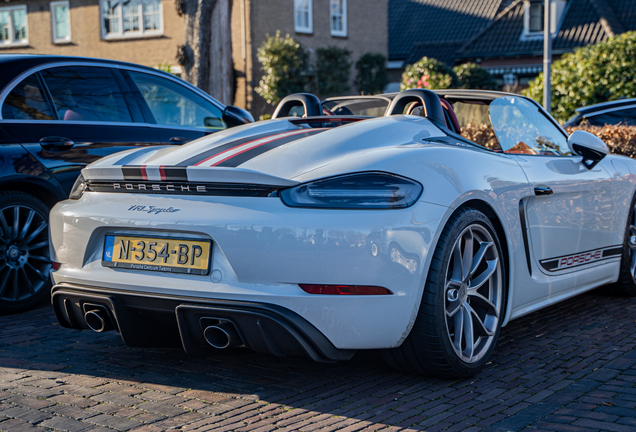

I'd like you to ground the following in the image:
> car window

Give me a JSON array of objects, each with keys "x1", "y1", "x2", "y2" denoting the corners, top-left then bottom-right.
[
  {"x1": 489, "y1": 96, "x2": 570, "y2": 156},
  {"x1": 128, "y1": 71, "x2": 226, "y2": 130},
  {"x1": 41, "y1": 66, "x2": 133, "y2": 123},
  {"x1": 322, "y1": 98, "x2": 389, "y2": 116},
  {"x1": 2, "y1": 74, "x2": 55, "y2": 120},
  {"x1": 586, "y1": 107, "x2": 636, "y2": 126}
]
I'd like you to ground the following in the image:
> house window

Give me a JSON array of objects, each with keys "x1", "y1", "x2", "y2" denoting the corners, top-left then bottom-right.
[
  {"x1": 50, "y1": 1, "x2": 71, "y2": 43},
  {"x1": 529, "y1": 1, "x2": 543, "y2": 32},
  {"x1": 294, "y1": 0, "x2": 312, "y2": 34},
  {"x1": 100, "y1": 0, "x2": 163, "y2": 39},
  {"x1": 330, "y1": 0, "x2": 347, "y2": 37},
  {"x1": 0, "y1": 5, "x2": 28, "y2": 47}
]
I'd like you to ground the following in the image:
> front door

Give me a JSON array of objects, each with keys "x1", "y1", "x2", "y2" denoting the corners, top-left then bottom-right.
[{"x1": 489, "y1": 96, "x2": 618, "y2": 279}]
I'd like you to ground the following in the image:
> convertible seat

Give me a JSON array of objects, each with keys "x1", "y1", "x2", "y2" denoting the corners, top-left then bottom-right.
[{"x1": 406, "y1": 99, "x2": 462, "y2": 134}]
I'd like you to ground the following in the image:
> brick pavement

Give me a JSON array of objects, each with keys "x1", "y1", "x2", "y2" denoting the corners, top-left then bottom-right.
[{"x1": 0, "y1": 289, "x2": 635, "y2": 432}]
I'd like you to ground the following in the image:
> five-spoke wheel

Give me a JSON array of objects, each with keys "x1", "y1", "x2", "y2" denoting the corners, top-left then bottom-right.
[
  {"x1": 0, "y1": 191, "x2": 52, "y2": 313},
  {"x1": 383, "y1": 208, "x2": 505, "y2": 377},
  {"x1": 444, "y1": 224, "x2": 502, "y2": 364}
]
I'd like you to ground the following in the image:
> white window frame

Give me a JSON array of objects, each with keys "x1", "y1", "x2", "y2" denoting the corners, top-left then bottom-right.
[
  {"x1": 521, "y1": 0, "x2": 567, "y2": 41},
  {"x1": 50, "y1": 1, "x2": 71, "y2": 44},
  {"x1": 294, "y1": 0, "x2": 313, "y2": 34},
  {"x1": 330, "y1": 0, "x2": 347, "y2": 37},
  {"x1": 99, "y1": 0, "x2": 163, "y2": 40},
  {"x1": 0, "y1": 5, "x2": 29, "y2": 48}
]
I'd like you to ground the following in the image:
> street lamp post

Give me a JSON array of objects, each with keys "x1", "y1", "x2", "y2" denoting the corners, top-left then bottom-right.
[{"x1": 543, "y1": 0, "x2": 552, "y2": 113}]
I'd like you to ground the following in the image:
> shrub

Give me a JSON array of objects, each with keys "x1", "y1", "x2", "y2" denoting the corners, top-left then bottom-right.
[
  {"x1": 453, "y1": 63, "x2": 498, "y2": 90},
  {"x1": 524, "y1": 31, "x2": 636, "y2": 123},
  {"x1": 315, "y1": 46, "x2": 352, "y2": 97},
  {"x1": 255, "y1": 31, "x2": 310, "y2": 105},
  {"x1": 354, "y1": 53, "x2": 389, "y2": 95},
  {"x1": 400, "y1": 57, "x2": 460, "y2": 91}
]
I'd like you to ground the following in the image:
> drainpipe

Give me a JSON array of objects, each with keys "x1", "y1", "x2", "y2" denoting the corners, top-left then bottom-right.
[{"x1": 543, "y1": 0, "x2": 552, "y2": 113}]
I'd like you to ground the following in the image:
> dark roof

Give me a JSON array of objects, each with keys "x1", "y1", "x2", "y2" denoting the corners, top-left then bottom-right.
[
  {"x1": 576, "y1": 98, "x2": 636, "y2": 115},
  {"x1": 457, "y1": 0, "x2": 636, "y2": 59},
  {"x1": 389, "y1": 0, "x2": 505, "y2": 62}
]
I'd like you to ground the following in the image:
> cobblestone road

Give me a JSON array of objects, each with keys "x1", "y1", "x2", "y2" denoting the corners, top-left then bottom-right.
[{"x1": 0, "y1": 289, "x2": 635, "y2": 432}]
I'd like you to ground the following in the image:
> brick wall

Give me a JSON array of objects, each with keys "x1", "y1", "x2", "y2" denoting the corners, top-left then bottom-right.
[
  {"x1": 1, "y1": 0, "x2": 184, "y2": 69},
  {"x1": 239, "y1": 0, "x2": 388, "y2": 117}
]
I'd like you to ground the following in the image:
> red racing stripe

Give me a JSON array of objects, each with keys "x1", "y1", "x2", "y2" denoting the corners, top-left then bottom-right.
[{"x1": 194, "y1": 130, "x2": 313, "y2": 167}]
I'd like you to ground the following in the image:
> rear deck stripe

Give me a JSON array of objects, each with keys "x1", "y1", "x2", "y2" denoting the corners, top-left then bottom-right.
[
  {"x1": 215, "y1": 130, "x2": 323, "y2": 167},
  {"x1": 194, "y1": 130, "x2": 314, "y2": 167}
]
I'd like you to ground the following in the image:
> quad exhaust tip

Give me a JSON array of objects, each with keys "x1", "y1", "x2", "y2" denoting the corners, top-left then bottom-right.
[{"x1": 203, "y1": 322, "x2": 241, "y2": 349}]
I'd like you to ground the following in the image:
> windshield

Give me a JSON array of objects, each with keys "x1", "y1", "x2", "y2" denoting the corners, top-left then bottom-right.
[{"x1": 489, "y1": 96, "x2": 570, "y2": 156}]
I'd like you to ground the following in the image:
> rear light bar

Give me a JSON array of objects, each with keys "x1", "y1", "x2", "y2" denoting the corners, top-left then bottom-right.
[{"x1": 299, "y1": 284, "x2": 393, "y2": 295}]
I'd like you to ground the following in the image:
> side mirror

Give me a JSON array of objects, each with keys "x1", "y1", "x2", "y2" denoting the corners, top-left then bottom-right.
[
  {"x1": 222, "y1": 105, "x2": 255, "y2": 128},
  {"x1": 567, "y1": 130, "x2": 609, "y2": 169}
]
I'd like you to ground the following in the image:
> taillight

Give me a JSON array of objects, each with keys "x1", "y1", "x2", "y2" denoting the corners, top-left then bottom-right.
[
  {"x1": 299, "y1": 284, "x2": 392, "y2": 295},
  {"x1": 52, "y1": 262, "x2": 61, "y2": 270}
]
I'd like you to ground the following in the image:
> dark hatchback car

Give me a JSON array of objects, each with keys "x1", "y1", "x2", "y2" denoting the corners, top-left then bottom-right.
[
  {"x1": 564, "y1": 98, "x2": 636, "y2": 127},
  {"x1": 0, "y1": 54, "x2": 253, "y2": 313}
]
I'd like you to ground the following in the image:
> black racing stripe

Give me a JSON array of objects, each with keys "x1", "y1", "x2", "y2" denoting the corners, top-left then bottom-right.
[
  {"x1": 602, "y1": 247, "x2": 623, "y2": 258},
  {"x1": 122, "y1": 166, "x2": 143, "y2": 181},
  {"x1": 162, "y1": 166, "x2": 188, "y2": 181},
  {"x1": 176, "y1": 131, "x2": 298, "y2": 167},
  {"x1": 216, "y1": 130, "x2": 323, "y2": 168}
]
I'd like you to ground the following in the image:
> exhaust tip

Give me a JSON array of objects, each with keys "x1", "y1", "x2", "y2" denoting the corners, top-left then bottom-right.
[
  {"x1": 85, "y1": 310, "x2": 107, "y2": 332},
  {"x1": 203, "y1": 325, "x2": 231, "y2": 349}
]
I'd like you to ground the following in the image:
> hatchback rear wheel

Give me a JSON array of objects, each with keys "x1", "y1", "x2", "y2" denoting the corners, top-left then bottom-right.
[{"x1": 0, "y1": 191, "x2": 52, "y2": 313}]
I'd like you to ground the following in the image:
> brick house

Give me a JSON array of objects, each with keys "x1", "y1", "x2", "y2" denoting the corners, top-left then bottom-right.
[
  {"x1": 232, "y1": 0, "x2": 388, "y2": 116},
  {"x1": 389, "y1": 0, "x2": 636, "y2": 90},
  {"x1": 0, "y1": 0, "x2": 388, "y2": 117}
]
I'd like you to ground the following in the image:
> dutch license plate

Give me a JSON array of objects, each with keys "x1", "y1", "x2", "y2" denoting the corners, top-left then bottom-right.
[{"x1": 102, "y1": 235, "x2": 211, "y2": 275}]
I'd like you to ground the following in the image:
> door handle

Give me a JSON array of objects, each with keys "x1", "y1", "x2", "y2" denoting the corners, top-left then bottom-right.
[
  {"x1": 169, "y1": 137, "x2": 189, "y2": 145},
  {"x1": 534, "y1": 186, "x2": 553, "y2": 196},
  {"x1": 39, "y1": 136, "x2": 74, "y2": 150}
]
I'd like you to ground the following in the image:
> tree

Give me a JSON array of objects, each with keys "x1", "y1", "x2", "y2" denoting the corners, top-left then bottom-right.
[
  {"x1": 453, "y1": 63, "x2": 498, "y2": 90},
  {"x1": 315, "y1": 46, "x2": 352, "y2": 97},
  {"x1": 255, "y1": 32, "x2": 310, "y2": 105},
  {"x1": 400, "y1": 57, "x2": 459, "y2": 91},
  {"x1": 176, "y1": 0, "x2": 233, "y2": 105},
  {"x1": 354, "y1": 53, "x2": 389, "y2": 95},
  {"x1": 524, "y1": 31, "x2": 636, "y2": 122}
]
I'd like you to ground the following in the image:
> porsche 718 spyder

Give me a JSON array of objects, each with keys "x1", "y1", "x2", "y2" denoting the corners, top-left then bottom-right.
[{"x1": 48, "y1": 89, "x2": 636, "y2": 377}]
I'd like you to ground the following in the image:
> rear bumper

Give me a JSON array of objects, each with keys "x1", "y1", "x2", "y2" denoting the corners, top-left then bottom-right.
[{"x1": 51, "y1": 284, "x2": 355, "y2": 362}]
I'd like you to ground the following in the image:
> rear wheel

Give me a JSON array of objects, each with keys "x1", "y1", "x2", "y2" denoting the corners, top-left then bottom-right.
[
  {"x1": 611, "y1": 194, "x2": 636, "y2": 296},
  {"x1": 0, "y1": 191, "x2": 52, "y2": 314},
  {"x1": 383, "y1": 208, "x2": 505, "y2": 377}
]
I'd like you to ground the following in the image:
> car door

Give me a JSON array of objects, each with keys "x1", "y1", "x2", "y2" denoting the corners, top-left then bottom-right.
[
  {"x1": 489, "y1": 96, "x2": 618, "y2": 280},
  {"x1": 1, "y1": 64, "x2": 163, "y2": 195},
  {"x1": 121, "y1": 69, "x2": 228, "y2": 145}
]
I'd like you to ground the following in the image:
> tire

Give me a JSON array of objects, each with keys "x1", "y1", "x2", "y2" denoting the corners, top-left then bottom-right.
[
  {"x1": 0, "y1": 191, "x2": 53, "y2": 314},
  {"x1": 611, "y1": 194, "x2": 636, "y2": 296},
  {"x1": 383, "y1": 208, "x2": 506, "y2": 377}
]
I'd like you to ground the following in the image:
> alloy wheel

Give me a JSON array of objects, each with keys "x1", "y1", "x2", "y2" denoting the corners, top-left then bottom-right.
[
  {"x1": 444, "y1": 223, "x2": 502, "y2": 364},
  {"x1": 628, "y1": 207, "x2": 636, "y2": 280},
  {"x1": 0, "y1": 204, "x2": 51, "y2": 303}
]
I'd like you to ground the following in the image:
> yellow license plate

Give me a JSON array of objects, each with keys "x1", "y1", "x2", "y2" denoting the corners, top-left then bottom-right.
[{"x1": 102, "y1": 235, "x2": 211, "y2": 275}]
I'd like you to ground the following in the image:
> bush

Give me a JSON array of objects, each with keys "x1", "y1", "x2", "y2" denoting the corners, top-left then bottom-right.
[
  {"x1": 453, "y1": 63, "x2": 498, "y2": 90},
  {"x1": 524, "y1": 31, "x2": 636, "y2": 123},
  {"x1": 400, "y1": 57, "x2": 460, "y2": 91},
  {"x1": 461, "y1": 122, "x2": 636, "y2": 158},
  {"x1": 255, "y1": 31, "x2": 310, "y2": 105},
  {"x1": 354, "y1": 53, "x2": 389, "y2": 95},
  {"x1": 315, "y1": 46, "x2": 352, "y2": 97}
]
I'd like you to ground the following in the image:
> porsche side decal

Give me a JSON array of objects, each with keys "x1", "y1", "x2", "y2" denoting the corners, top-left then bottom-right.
[{"x1": 539, "y1": 246, "x2": 623, "y2": 272}]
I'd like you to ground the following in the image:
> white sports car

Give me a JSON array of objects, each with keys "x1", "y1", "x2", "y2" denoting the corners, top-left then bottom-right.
[{"x1": 49, "y1": 89, "x2": 636, "y2": 377}]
